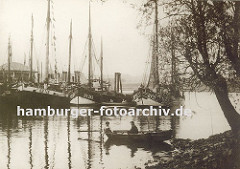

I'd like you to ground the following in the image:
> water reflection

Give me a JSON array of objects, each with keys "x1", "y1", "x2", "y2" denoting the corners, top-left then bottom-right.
[
  {"x1": 28, "y1": 123, "x2": 33, "y2": 169},
  {"x1": 0, "y1": 107, "x2": 178, "y2": 169},
  {"x1": 44, "y1": 117, "x2": 49, "y2": 169},
  {"x1": 7, "y1": 118, "x2": 11, "y2": 169},
  {"x1": 104, "y1": 139, "x2": 172, "y2": 157},
  {"x1": 87, "y1": 116, "x2": 92, "y2": 169},
  {"x1": 0, "y1": 92, "x2": 234, "y2": 169},
  {"x1": 67, "y1": 114, "x2": 72, "y2": 169}
]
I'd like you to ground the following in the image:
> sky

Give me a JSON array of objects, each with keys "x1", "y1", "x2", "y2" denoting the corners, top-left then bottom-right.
[{"x1": 0, "y1": 0, "x2": 161, "y2": 81}]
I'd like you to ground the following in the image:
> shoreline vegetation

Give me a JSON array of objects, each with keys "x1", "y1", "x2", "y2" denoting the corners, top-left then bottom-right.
[{"x1": 144, "y1": 130, "x2": 240, "y2": 169}]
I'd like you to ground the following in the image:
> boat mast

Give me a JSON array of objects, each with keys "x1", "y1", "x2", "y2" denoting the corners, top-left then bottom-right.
[
  {"x1": 45, "y1": 0, "x2": 51, "y2": 83},
  {"x1": 147, "y1": 0, "x2": 159, "y2": 89},
  {"x1": 30, "y1": 14, "x2": 34, "y2": 82},
  {"x1": 100, "y1": 38, "x2": 103, "y2": 90},
  {"x1": 7, "y1": 36, "x2": 12, "y2": 83},
  {"x1": 68, "y1": 20, "x2": 72, "y2": 83},
  {"x1": 88, "y1": 3, "x2": 93, "y2": 87},
  {"x1": 41, "y1": 62, "x2": 42, "y2": 82},
  {"x1": 154, "y1": 0, "x2": 159, "y2": 86}
]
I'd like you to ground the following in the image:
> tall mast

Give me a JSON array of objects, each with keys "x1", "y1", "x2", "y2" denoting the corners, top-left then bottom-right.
[
  {"x1": 7, "y1": 36, "x2": 12, "y2": 83},
  {"x1": 37, "y1": 59, "x2": 40, "y2": 83},
  {"x1": 147, "y1": 0, "x2": 159, "y2": 89},
  {"x1": 88, "y1": 3, "x2": 93, "y2": 87},
  {"x1": 154, "y1": 0, "x2": 159, "y2": 86},
  {"x1": 100, "y1": 38, "x2": 103, "y2": 90},
  {"x1": 30, "y1": 14, "x2": 34, "y2": 82},
  {"x1": 45, "y1": 0, "x2": 51, "y2": 83},
  {"x1": 41, "y1": 62, "x2": 42, "y2": 82},
  {"x1": 68, "y1": 20, "x2": 72, "y2": 83}
]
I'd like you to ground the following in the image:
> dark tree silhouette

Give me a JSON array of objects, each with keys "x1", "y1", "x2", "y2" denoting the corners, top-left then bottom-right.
[
  {"x1": 140, "y1": 0, "x2": 240, "y2": 134},
  {"x1": 139, "y1": 1, "x2": 240, "y2": 167}
]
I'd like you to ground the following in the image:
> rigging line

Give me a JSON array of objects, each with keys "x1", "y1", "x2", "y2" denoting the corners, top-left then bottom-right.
[
  {"x1": 103, "y1": 60, "x2": 110, "y2": 82},
  {"x1": 91, "y1": 38, "x2": 100, "y2": 66},
  {"x1": 141, "y1": 58, "x2": 148, "y2": 84},
  {"x1": 143, "y1": 24, "x2": 156, "y2": 86},
  {"x1": 33, "y1": 43, "x2": 39, "y2": 70},
  {"x1": 144, "y1": 45, "x2": 152, "y2": 84},
  {"x1": 142, "y1": 57, "x2": 149, "y2": 86},
  {"x1": 79, "y1": 39, "x2": 88, "y2": 72},
  {"x1": 79, "y1": 37, "x2": 88, "y2": 69},
  {"x1": 71, "y1": 40, "x2": 78, "y2": 72},
  {"x1": 80, "y1": 55, "x2": 87, "y2": 73},
  {"x1": 39, "y1": 24, "x2": 47, "y2": 58},
  {"x1": 142, "y1": 39, "x2": 152, "y2": 85},
  {"x1": 90, "y1": 39, "x2": 100, "y2": 79},
  {"x1": 145, "y1": 61, "x2": 151, "y2": 86},
  {"x1": 91, "y1": 38, "x2": 100, "y2": 65},
  {"x1": 142, "y1": 61, "x2": 148, "y2": 84}
]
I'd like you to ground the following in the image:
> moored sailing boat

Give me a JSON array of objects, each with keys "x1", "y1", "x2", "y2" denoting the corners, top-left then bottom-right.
[
  {"x1": 70, "y1": 4, "x2": 133, "y2": 106},
  {"x1": 132, "y1": 0, "x2": 173, "y2": 107},
  {"x1": 0, "y1": 0, "x2": 70, "y2": 107}
]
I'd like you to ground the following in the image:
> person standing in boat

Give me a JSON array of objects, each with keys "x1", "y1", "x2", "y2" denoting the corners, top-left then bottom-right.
[
  {"x1": 128, "y1": 121, "x2": 138, "y2": 134},
  {"x1": 43, "y1": 82, "x2": 48, "y2": 93},
  {"x1": 104, "y1": 121, "x2": 112, "y2": 134}
]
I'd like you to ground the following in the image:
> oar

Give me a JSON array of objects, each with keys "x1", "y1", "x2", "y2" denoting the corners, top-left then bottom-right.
[
  {"x1": 77, "y1": 130, "x2": 100, "y2": 132},
  {"x1": 77, "y1": 130, "x2": 166, "y2": 133},
  {"x1": 77, "y1": 137, "x2": 101, "y2": 143}
]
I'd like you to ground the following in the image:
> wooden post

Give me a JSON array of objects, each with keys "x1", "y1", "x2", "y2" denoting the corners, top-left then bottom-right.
[{"x1": 114, "y1": 72, "x2": 122, "y2": 93}]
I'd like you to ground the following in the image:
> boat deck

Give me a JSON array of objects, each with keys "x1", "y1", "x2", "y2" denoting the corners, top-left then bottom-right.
[{"x1": 17, "y1": 86, "x2": 68, "y2": 97}]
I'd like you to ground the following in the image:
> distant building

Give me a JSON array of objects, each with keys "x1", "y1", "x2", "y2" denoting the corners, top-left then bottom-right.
[{"x1": 0, "y1": 62, "x2": 37, "y2": 82}]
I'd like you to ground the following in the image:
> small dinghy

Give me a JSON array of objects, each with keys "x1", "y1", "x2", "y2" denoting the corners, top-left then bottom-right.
[{"x1": 105, "y1": 130, "x2": 172, "y2": 142}]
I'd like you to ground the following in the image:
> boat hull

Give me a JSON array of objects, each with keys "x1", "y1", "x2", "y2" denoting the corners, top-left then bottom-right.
[
  {"x1": 70, "y1": 96, "x2": 97, "y2": 106},
  {"x1": 0, "y1": 89, "x2": 70, "y2": 108},
  {"x1": 71, "y1": 86, "x2": 133, "y2": 106},
  {"x1": 132, "y1": 87, "x2": 171, "y2": 107},
  {"x1": 106, "y1": 130, "x2": 172, "y2": 142}
]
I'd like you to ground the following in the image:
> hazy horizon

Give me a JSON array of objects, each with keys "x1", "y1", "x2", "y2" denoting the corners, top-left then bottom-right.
[{"x1": 0, "y1": 0, "x2": 164, "y2": 81}]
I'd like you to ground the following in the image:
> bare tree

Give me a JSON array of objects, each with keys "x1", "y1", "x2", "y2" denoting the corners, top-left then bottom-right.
[{"x1": 142, "y1": 0, "x2": 240, "y2": 134}]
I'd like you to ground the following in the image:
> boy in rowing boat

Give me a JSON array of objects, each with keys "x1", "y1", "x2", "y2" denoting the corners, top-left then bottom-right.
[
  {"x1": 104, "y1": 121, "x2": 112, "y2": 134},
  {"x1": 128, "y1": 121, "x2": 139, "y2": 134}
]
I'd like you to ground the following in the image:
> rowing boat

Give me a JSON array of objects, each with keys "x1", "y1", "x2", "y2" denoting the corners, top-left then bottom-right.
[{"x1": 105, "y1": 130, "x2": 172, "y2": 142}]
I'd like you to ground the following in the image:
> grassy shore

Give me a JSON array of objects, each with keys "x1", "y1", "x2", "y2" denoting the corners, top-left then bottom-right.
[{"x1": 144, "y1": 131, "x2": 240, "y2": 169}]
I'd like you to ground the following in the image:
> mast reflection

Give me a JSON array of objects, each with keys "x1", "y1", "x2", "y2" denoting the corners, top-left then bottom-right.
[
  {"x1": 87, "y1": 116, "x2": 92, "y2": 169},
  {"x1": 99, "y1": 116, "x2": 103, "y2": 165},
  {"x1": 7, "y1": 118, "x2": 11, "y2": 169},
  {"x1": 44, "y1": 117, "x2": 49, "y2": 169},
  {"x1": 29, "y1": 123, "x2": 33, "y2": 169},
  {"x1": 67, "y1": 114, "x2": 72, "y2": 169}
]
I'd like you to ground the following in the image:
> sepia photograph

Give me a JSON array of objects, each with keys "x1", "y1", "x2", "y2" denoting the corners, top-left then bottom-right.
[{"x1": 0, "y1": 0, "x2": 239, "y2": 168}]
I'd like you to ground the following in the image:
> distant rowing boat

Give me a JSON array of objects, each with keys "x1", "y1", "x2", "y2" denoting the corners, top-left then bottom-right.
[{"x1": 105, "y1": 130, "x2": 172, "y2": 142}]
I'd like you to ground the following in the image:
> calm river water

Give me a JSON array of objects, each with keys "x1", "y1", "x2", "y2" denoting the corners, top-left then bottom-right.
[{"x1": 0, "y1": 92, "x2": 239, "y2": 169}]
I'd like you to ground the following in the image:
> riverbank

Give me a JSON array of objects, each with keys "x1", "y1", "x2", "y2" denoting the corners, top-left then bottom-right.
[{"x1": 145, "y1": 130, "x2": 240, "y2": 169}]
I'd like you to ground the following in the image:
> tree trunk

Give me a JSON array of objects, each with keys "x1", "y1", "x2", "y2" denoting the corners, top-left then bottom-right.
[
  {"x1": 214, "y1": 82, "x2": 240, "y2": 134},
  {"x1": 213, "y1": 79, "x2": 240, "y2": 168}
]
